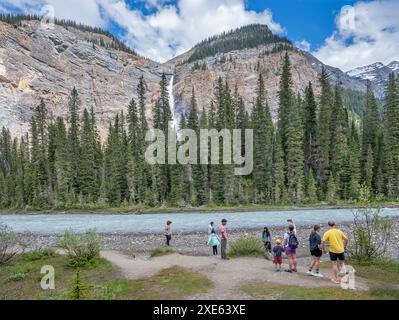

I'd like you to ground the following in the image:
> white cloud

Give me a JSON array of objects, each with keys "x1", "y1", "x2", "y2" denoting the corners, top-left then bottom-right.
[
  {"x1": 0, "y1": 0, "x2": 283, "y2": 62},
  {"x1": 0, "y1": 0, "x2": 104, "y2": 26},
  {"x1": 98, "y1": 0, "x2": 283, "y2": 62},
  {"x1": 295, "y1": 40, "x2": 310, "y2": 51},
  {"x1": 313, "y1": 0, "x2": 399, "y2": 71},
  {"x1": 46, "y1": 0, "x2": 104, "y2": 27}
]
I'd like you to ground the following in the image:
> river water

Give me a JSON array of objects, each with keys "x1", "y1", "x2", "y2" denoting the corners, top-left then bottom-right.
[{"x1": 1, "y1": 208, "x2": 398, "y2": 235}]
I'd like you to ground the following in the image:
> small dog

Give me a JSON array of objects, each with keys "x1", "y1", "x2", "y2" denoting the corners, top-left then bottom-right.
[{"x1": 340, "y1": 265, "x2": 356, "y2": 290}]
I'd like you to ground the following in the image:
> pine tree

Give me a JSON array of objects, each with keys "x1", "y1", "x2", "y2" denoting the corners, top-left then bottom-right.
[
  {"x1": 188, "y1": 89, "x2": 206, "y2": 205},
  {"x1": 103, "y1": 114, "x2": 129, "y2": 206},
  {"x1": 361, "y1": 81, "x2": 380, "y2": 192},
  {"x1": 28, "y1": 100, "x2": 50, "y2": 206},
  {"x1": 252, "y1": 74, "x2": 273, "y2": 202},
  {"x1": 199, "y1": 107, "x2": 210, "y2": 204},
  {"x1": 278, "y1": 53, "x2": 304, "y2": 202},
  {"x1": 222, "y1": 81, "x2": 236, "y2": 204},
  {"x1": 382, "y1": 73, "x2": 399, "y2": 196},
  {"x1": 316, "y1": 67, "x2": 333, "y2": 196},
  {"x1": 127, "y1": 98, "x2": 140, "y2": 204},
  {"x1": 67, "y1": 88, "x2": 81, "y2": 195},
  {"x1": 305, "y1": 171, "x2": 317, "y2": 202},
  {"x1": 330, "y1": 82, "x2": 349, "y2": 196},
  {"x1": 136, "y1": 76, "x2": 150, "y2": 204},
  {"x1": 53, "y1": 117, "x2": 71, "y2": 203},
  {"x1": 79, "y1": 109, "x2": 98, "y2": 201},
  {"x1": 347, "y1": 120, "x2": 361, "y2": 199},
  {"x1": 152, "y1": 74, "x2": 173, "y2": 204},
  {"x1": 303, "y1": 82, "x2": 317, "y2": 175},
  {"x1": 364, "y1": 145, "x2": 374, "y2": 189},
  {"x1": 212, "y1": 78, "x2": 227, "y2": 205},
  {"x1": 272, "y1": 130, "x2": 286, "y2": 203}
]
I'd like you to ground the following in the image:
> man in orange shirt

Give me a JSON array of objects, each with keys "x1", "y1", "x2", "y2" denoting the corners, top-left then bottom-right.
[
  {"x1": 322, "y1": 220, "x2": 348, "y2": 284},
  {"x1": 219, "y1": 219, "x2": 229, "y2": 260}
]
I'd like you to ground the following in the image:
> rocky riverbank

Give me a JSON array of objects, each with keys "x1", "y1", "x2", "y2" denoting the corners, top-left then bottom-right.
[{"x1": 19, "y1": 220, "x2": 399, "y2": 260}]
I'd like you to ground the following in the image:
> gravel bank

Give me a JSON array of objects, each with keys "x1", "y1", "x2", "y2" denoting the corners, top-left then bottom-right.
[{"x1": 19, "y1": 220, "x2": 399, "y2": 260}]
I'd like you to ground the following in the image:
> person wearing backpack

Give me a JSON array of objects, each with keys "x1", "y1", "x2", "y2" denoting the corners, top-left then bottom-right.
[
  {"x1": 207, "y1": 230, "x2": 221, "y2": 256},
  {"x1": 283, "y1": 219, "x2": 298, "y2": 273}
]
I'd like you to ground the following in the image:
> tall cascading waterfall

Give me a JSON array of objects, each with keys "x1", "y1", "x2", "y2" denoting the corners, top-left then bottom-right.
[{"x1": 168, "y1": 75, "x2": 179, "y2": 129}]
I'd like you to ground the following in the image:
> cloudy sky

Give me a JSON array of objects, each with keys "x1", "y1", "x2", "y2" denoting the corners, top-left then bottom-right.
[{"x1": 1, "y1": 0, "x2": 398, "y2": 71}]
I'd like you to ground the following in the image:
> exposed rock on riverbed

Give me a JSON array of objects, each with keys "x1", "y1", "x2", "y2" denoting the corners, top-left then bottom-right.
[{"x1": 19, "y1": 220, "x2": 399, "y2": 260}]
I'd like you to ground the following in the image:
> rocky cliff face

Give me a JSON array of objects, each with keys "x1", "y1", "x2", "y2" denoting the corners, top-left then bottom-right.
[
  {"x1": 173, "y1": 48, "x2": 327, "y2": 120},
  {"x1": 0, "y1": 20, "x2": 170, "y2": 138},
  {"x1": 0, "y1": 20, "x2": 380, "y2": 139}
]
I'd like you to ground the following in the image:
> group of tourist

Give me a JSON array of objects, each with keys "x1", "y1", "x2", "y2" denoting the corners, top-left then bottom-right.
[
  {"x1": 264, "y1": 219, "x2": 349, "y2": 284},
  {"x1": 164, "y1": 217, "x2": 349, "y2": 285},
  {"x1": 163, "y1": 218, "x2": 229, "y2": 260}
]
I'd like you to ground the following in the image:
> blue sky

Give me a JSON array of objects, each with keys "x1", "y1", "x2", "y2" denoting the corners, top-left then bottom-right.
[
  {"x1": 0, "y1": 0, "x2": 398, "y2": 71},
  {"x1": 247, "y1": 0, "x2": 365, "y2": 51}
]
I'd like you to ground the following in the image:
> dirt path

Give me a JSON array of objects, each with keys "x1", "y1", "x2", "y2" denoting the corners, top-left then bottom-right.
[{"x1": 100, "y1": 250, "x2": 369, "y2": 300}]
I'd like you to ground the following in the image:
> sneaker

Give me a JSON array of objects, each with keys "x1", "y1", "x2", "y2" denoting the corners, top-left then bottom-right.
[
  {"x1": 312, "y1": 272, "x2": 324, "y2": 278},
  {"x1": 306, "y1": 270, "x2": 313, "y2": 275},
  {"x1": 284, "y1": 269, "x2": 293, "y2": 273}
]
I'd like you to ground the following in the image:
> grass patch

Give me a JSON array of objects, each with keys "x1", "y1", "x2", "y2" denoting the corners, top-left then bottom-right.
[
  {"x1": 239, "y1": 282, "x2": 398, "y2": 300},
  {"x1": 229, "y1": 236, "x2": 265, "y2": 258},
  {"x1": 369, "y1": 287, "x2": 399, "y2": 300},
  {"x1": 150, "y1": 246, "x2": 175, "y2": 258},
  {"x1": 103, "y1": 266, "x2": 213, "y2": 300},
  {"x1": 320, "y1": 258, "x2": 399, "y2": 285},
  {"x1": 0, "y1": 252, "x2": 212, "y2": 300},
  {"x1": 0, "y1": 252, "x2": 114, "y2": 300}
]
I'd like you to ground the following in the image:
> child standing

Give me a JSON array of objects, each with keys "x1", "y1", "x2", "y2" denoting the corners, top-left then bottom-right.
[
  {"x1": 164, "y1": 220, "x2": 172, "y2": 246},
  {"x1": 273, "y1": 239, "x2": 284, "y2": 272},
  {"x1": 207, "y1": 230, "x2": 221, "y2": 256}
]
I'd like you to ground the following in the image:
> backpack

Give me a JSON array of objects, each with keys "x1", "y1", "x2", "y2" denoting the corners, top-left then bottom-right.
[{"x1": 288, "y1": 232, "x2": 299, "y2": 249}]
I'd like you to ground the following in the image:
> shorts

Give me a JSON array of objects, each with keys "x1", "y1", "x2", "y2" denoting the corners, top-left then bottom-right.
[
  {"x1": 285, "y1": 247, "x2": 297, "y2": 256},
  {"x1": 274, "y1": 257, "x2": 282, "y2": 264},
  {"x1": 329, "y1": 252, "x2": 345, "y2": 261},
  {"x1": 310, "y1": 248, "x2": 322, "y2": 257}
]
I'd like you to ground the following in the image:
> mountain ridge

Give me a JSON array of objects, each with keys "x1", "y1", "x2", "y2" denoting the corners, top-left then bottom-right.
[
  {"x1": 0, "y1": 17, "x2": 394, "y2": 139},
  {"x1": 346, "y1": 61, "x2": 399, "y2": 97}
]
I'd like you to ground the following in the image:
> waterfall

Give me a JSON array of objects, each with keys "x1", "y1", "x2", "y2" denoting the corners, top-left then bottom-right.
[{"x1": 168, "y1": 75, "x2": 178, "y2": 129}]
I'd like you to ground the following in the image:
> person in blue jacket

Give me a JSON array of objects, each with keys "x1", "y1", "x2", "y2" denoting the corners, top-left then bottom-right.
[{"x1": 207, "y1": 229, "x2": 221, "y2": 256}]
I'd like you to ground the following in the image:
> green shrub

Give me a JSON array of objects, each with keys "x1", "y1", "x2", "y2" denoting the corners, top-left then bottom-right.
[
  {"x1": 350, "y1": 186, "x2": 395, "y2": 263},
  {"x1": 58, "y1": 229, "x2": 102, "y2": 268},
  {"x1": 0, "y1": 223, "x2": 21, "y2": 265},
  {"x1": 22, "y1": 248, "x2": 58, "y2": 261},
  {"x1": 101, "y1": 281, "x2": 125, "y2": 300},
  {"x1": 7, "y1": 272, "x2": 26, "y2": 282},
  {"x1": 229, "y1": 236, "x2": 265, "y2": 257},
  {"x1": 150, "y1": 246, "x2": 175, "y2": 257},
  {"x1": 7, "y1": 262, "x2": 33, "y2": 281}
]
